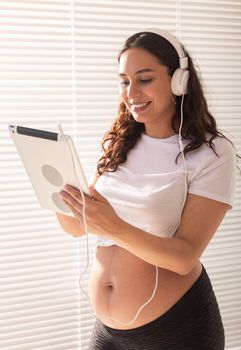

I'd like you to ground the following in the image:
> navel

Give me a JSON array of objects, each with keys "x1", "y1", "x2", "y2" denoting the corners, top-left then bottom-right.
[{"x1": 106, "y1": 282, "x2": 114, "y2": 290}]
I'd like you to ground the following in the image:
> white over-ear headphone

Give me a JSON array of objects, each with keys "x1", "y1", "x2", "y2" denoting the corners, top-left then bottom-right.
[{"x1": 144, "y1": 28, "x2": 189, "y2": 96}]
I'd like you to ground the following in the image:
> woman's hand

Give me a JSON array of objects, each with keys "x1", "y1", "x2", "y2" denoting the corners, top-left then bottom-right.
[{"x1": 59, "y1": 184, "x2": 122, "y2": 239}]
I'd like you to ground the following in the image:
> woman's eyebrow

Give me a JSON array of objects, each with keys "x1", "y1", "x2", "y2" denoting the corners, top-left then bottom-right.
[{"x1": 118, "y1": 68, "x2": 155, "y2": 76}]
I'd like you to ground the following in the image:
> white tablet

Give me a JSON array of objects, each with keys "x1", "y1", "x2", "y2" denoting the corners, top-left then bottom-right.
[{"x1": 8, "y1": 124, "x2": 91, "y2": 215}]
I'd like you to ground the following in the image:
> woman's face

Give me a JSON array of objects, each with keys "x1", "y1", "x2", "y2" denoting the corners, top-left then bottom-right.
[{"x1": 118, "y1": 47, "x2": 176, "y2": 138}]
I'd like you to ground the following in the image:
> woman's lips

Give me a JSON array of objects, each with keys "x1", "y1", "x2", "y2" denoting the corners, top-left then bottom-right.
[{"x1": 130, "y1": 101, "x2": 151, "y2": 113}]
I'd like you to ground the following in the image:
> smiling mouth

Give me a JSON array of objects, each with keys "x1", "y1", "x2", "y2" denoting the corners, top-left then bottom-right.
[{"x1": 130, "y1": 101, "x2": 151, "y2": 113}]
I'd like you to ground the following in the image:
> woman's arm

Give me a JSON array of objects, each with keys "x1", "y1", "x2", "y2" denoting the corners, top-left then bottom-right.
[
  {"x1": 59, "y1": 183, "x2": 230, "y2": 274},
  {"x1": 113, "y1": 193, "x2": 231, "y2": 275}
]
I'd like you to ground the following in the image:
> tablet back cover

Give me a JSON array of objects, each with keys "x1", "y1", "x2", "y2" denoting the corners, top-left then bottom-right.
[{"x1": 9, "y1": 125, "x2": 85, "y2": 215}]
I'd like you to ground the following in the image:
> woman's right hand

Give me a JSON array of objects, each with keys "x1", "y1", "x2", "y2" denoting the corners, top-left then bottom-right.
[{"x1": 55, "y1": 172, "x2": 100, "y2": 237}]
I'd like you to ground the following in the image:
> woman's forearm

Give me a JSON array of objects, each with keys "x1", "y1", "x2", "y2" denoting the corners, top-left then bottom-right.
[{"x1": 113, "y1": 219, "x2": 192, "y2": 275}]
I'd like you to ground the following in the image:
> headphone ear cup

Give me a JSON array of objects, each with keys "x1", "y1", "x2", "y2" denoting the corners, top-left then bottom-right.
[{"x1": 171, "y1": 68, "x2": 189, "y2": 96}]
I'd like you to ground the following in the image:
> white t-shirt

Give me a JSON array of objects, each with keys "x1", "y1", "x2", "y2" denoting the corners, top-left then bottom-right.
[{"x1": 94, "y1": 132, "x2": 237, "y2": 247}]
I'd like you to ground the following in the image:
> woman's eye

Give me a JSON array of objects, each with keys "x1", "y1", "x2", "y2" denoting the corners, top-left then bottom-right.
[
  {"x1": 120, "y1": 79, "x2": 153, "y2": 86},
  {"x1": 120, "y1": 81, "x2": 129, "y2": 86},
  {"x1": 140, "y1": 79, "x2": 153, "y2": 84}
]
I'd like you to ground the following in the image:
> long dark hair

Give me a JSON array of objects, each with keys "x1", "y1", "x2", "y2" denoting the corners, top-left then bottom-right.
[{"x1": 97, "y1": 31, "x2": 240, "y2": 175}]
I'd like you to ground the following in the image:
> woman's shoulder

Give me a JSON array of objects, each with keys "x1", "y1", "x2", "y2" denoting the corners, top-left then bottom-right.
[
  {"x1": 205, "y1": 133, "x2": 236, "y2": 158},
  {"x1": 187, "y1": 133, "x2": 237, "y2": 209},
  {"x1": 185, "y1": 133, "x2": 237, "y2": 177},
  {"x1": 188, "y1": 133, "x2": 235, "y2": 159}
]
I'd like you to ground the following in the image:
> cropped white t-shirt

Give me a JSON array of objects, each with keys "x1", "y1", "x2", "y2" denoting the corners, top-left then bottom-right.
[{"x1": 94, "y1": 132, "x2": 237, "y2": 247}]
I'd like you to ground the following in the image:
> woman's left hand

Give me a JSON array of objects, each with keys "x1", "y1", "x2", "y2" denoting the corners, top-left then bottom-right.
[{"x1": 59, "y1": 184, "x2": 122, "y2": 239}]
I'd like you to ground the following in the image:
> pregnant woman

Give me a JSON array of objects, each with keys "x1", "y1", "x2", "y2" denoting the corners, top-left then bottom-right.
[{"x1": 56, "y1": 29, "x2": 238, "y2": 350}]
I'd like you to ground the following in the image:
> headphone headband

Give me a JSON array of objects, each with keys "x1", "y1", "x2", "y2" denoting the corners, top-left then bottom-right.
[{"x1": 144, "y1": 28, "x2": 188, "y2": 69}]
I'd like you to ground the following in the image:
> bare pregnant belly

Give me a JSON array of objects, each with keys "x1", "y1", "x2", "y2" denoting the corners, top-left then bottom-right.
[{"x1": 88, "y1": 245, "x2": 202, "y2": 330}]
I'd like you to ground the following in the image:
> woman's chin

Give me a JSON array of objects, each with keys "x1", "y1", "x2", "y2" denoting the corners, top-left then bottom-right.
[{"x1": 132, "y1": 114, "x2": 148, "y2": 123}]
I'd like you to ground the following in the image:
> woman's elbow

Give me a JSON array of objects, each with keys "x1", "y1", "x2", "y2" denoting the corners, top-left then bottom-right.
[
  {"x1": 178, "y1": 260, "x2": 197, "y2": 275},
  {"x1": 175, "y1": 241, "x2": 198, "y2": 275},
  {"x1": 179, "y1": 253, "x2": 199, "y2": 276}
]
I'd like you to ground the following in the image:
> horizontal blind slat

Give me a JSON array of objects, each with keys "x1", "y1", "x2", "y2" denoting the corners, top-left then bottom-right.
[{"x1": 1, "y1": 1, "x2": 241, "y2": 349}]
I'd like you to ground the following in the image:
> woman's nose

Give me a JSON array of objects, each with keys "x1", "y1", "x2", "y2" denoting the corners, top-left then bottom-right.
[{"x1": 126, "y1": 83, "x2": 141, "y2": 99}]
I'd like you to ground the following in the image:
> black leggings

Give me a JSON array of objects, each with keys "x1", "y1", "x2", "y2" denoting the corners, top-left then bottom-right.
[{"x1": 88, "y1": 264, "x2": 225, "y2": 350}]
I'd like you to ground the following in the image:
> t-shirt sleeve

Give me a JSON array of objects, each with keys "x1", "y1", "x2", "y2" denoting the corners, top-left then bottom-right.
[{"x1": 188, "y1": 137, "x2": 237, "y2": 209}]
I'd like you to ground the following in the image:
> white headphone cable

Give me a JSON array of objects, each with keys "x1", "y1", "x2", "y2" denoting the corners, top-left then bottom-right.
[{"x1": 60, "y1": 93, "x2": 188, "y2": 325}]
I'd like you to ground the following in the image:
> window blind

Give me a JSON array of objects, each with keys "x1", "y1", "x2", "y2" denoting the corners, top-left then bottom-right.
[
  {"x1": 0, "y1": 1, "x2": 241, "y2": 349},
  {"x1": 0, "y1": 1, "x2": 82, "y2": 349}
]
